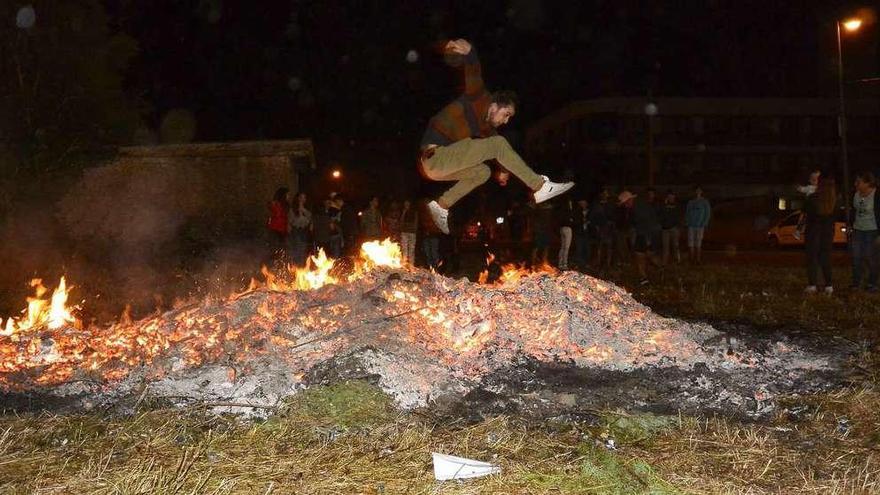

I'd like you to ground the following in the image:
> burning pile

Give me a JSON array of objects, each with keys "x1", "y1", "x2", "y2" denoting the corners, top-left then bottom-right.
[{"x1": 1, "y1": 241, "x2": 843, "y2": 416}]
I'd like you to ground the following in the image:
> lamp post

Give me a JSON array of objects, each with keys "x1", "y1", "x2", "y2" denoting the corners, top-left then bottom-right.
[
  {"x1": 837, "y1": 18, "x2": 861, "y2": 227},
  {"x1": 645, "y1": 101, "x2": 658, "y2": 187}
]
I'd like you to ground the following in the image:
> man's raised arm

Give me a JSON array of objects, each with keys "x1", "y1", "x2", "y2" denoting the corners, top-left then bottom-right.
[{"x1": 442, "y1": 39, "x2": 485, "y2": 97}]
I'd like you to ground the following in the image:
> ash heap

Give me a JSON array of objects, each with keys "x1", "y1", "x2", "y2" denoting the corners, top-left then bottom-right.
[{"x1": 1, "y1": 241, "x2": 848, "y2": 418}]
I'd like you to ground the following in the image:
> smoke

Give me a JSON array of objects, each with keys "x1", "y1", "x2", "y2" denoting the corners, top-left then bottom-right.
[
  {"x1": 3, "y1": 139, "x2": 295, "y2": 323},
  {"x1": 41, "y1": 160, "x2": 283, "y2": 322},
  {"x1": 0, "y1": 195, "x2": 68, "y2": 316},
  {"x1": 26, "y1": 162, "x2": 202, "y2": 320},
  {"x1": 57, "y1": 163, "x2": 191, "y2": 252}
]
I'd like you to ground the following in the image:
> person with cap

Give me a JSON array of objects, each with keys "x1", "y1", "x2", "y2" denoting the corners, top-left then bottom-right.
[{"x1": 418, "y1": 38, "x2": 574, "y2": 235}]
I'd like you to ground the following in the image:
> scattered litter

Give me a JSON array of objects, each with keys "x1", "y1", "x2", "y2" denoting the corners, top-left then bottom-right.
[
  {"x1": 432, "y1": 452, "x2": 501, "y2": 480},
  {"x1": 785, "y1": 405, "x2": 811, "y2": 422}
]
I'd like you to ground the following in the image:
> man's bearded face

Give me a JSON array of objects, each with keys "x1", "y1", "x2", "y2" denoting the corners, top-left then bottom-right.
[{"x1": 487, "y1": 103, "x2": 515, "y2": 128}]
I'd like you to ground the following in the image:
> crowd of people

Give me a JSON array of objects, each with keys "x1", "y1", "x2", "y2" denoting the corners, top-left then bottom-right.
[
  {"x1": 265, "y1": 184, "x2": 714, "y2": 287},
  {"x1": 525, "y1": 185, "x2": 712, "y2": 286},
  {"x1": 261, "y1": 32, "x2": 878, "y2": 293},
  {"x1": 265, "y1": 169, "x2": 880, "y2": 294},
  {"x1": 266, "y1": 188, "x2": 443, "y2": 269},
  {"x1": 799, "y1": 169, "x2": 879, "y2": 294}
]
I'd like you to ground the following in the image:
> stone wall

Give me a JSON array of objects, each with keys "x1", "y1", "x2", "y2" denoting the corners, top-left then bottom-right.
[{"x1": 58, "y1": 140, "x2": 314, "y2": 253}]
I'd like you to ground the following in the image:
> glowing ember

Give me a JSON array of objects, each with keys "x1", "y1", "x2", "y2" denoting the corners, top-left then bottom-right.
[{"x1": 0, "y1": 240, "x2": 836, "y2": 415}]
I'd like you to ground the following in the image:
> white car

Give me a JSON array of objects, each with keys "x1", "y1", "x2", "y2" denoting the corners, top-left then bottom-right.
[{"x1": 767, "y1": 211, "x2": 847, "y2": 247}]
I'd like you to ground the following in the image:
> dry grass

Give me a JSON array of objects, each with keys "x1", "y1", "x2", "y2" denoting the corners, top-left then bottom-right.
[
  {"x1": 1, "y1": 382, "x2": 879, "y2": 494},
  {"x1": 606, "y1": 263, "x2": 880, "y2": 344},
  {"x1": 0, "y1": 383, "x2": 680, "y2": 494},
  {"x1": 2, "y1": 263, "x2": 879, "y2": 494},
  {"x1": 648, "y1": 385, "x2": 880, "y2": 494}
]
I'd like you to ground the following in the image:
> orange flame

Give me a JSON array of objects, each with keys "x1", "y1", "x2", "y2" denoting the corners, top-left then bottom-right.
[
  {"x1": 249, "y1": 248, "x2": 339, "y2": 293},
  {"x1": 294, "y1": 249, "x2": 337, "y2": 290},
  {"x1": 360, "y1": 239, "x2": 402, "y2": 268},
  {"x1": 475, "y1": 254, "x2": 559, "y2": 287},
  {"x1": 3, "y1": 239, "x2": 708, "y2": 392},
  {"x1": 1, "y1": 277, "x2": 78, "y2": 337},
  {"x1": 477, "y1": 252, "x2": 496, "y2": 284}
]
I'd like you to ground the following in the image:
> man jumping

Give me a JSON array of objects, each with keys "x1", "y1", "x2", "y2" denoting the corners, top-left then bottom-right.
[{"x1": 419, "y1": 39, "x2": 574, "y2": 234}]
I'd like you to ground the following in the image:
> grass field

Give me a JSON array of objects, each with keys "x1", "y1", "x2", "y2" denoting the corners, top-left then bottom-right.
[{"x1": 2, "y1": 261, "x2": 879, "y2": 494}]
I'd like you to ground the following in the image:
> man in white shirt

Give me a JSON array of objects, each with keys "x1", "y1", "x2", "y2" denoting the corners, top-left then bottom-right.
[{"x1": 851, "y1": 172, "x2": 880, "y2": 291}]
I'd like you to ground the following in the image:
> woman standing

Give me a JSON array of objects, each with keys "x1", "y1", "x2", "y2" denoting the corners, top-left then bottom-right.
[
  {"x1": 267, "y1": 187, "x2": 291, "y2": 261},
  {"x1": 804, "y1": 177, "x2": 837, "y2": 294},
  {"x1": 289, "y1": 192, "x2": 312, "y2": 265}
]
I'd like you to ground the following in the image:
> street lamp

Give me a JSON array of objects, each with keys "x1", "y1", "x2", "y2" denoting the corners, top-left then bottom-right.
[
  {"x1": 331, "y1": 169, "x2": 341, "y2": 179},
  {"x1": 837, "y1": 17, "x2": 862, "y2": 227},
  {"x1": 843, "y1": 19, "x2": 862, "y2": 32}
]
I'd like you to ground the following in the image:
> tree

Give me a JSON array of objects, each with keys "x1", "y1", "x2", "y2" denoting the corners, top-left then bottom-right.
[{"x1": 0, "y1": 1, "x2": 142, "y2": 181}]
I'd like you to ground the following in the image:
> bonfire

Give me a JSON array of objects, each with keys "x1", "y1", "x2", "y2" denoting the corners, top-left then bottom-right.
[{"x1": 0, "y1": 240, "x2": 843, "y2": 416}]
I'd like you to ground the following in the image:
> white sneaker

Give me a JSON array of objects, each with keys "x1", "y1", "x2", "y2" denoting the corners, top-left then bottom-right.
[
  {"x1": 823, "y1": 286, "x2": 834, "y2": 295},
  {"x1": 804, "y1": 285, "x2": 817, "y2": 293},
  {"x1": 427, "y1": 200, "x2": 450, "y2": 234},
  {"x1": 533, "y1": 175, "x2": 575, "y2": 204}
]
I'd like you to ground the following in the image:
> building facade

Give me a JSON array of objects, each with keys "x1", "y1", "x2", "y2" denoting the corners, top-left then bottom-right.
[
  {"x1": 526, "y1": 98, "x2": 880, "y2": 199},
  {"x1": 58, "y1": 140, "x2": 316, "y2": 252}
]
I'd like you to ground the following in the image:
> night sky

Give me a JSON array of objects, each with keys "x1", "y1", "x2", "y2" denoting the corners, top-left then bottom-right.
[{"x1": 101, "y1": 0, "x2": 877, "y2": 173}]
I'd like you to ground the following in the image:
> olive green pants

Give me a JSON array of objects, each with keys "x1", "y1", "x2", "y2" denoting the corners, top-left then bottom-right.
[{"x1": 422, "y1": 136, "x2": 544, "y2": 207}]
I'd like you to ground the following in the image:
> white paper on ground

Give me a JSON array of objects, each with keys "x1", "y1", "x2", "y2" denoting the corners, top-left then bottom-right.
[{"x1": 432, "y1": 452, "x2": 501, "y2": 481}]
